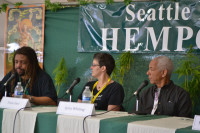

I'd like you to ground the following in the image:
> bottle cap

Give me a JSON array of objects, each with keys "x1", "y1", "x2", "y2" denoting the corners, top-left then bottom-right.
[{"x1": 85, "y1": 86, "x2": 90, "y2": 89}]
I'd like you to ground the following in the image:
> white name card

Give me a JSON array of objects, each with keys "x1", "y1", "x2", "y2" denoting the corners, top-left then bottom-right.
[
  {"x1": 0, "y1": 97, "x2": 31, "y2": 110},
  {"x1": 56, "y1": 101, "x2": 95, "y2": 117},
  {"x1": 192, "y1": 115, "x2": 200, "y2": 131}
]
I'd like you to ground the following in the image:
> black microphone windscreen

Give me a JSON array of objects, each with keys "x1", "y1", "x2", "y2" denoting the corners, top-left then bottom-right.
[
  {"x1": 76, "y1": 78, "x2": 80, "y2": 83},
  {"x1": 66, "y1": 77, "x2": 81, "y2": 94},
  {"x1": 4, "y1": 71, "x2": 17, "y2": 86},
  {"x1": 143, "y1": 80, "x2": 148, "y2": 86},
  {"x1": 133, "y1": 80, "x2": 149, "y2": 96}
]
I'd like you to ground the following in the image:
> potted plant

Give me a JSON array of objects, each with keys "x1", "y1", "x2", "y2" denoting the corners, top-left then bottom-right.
[
  {"x1": 112, "y1": 51, "x2": 134, "y2": 85},
  {"x1": 53, "y1": 57, "x2": 68, "y2": 96},
  {"x1": 175, "y1": 46, "x2": 200, "y2": 115}
]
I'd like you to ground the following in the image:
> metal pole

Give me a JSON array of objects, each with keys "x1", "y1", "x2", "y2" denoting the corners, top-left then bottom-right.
[
  {"x1": 136, "y1": 95, "x2": 139, "y2": 112},
  {"x1": 69, "y1": 94, "x2": 72, "y2": 102},
  {"x1": 4, "y1": 86, "x2": 7, "y2": 97}
]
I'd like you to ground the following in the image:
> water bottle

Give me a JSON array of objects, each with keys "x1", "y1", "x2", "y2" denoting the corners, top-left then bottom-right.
[
  {"x1": 14, "y1": 82, "x2": 24, "y2": 98},
  {"x1": 82, "y1": 86, "x2": 91, "y2": 103}
]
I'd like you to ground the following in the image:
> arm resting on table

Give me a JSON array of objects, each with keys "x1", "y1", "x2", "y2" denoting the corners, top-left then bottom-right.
[{"x1": 23, "y1": 95, "x2": 56, "y2": 105}]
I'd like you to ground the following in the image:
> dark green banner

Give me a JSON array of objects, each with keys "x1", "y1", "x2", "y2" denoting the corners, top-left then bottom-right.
[{"x1": 78, "y1": 1, "x2": 200, "y2": 53}]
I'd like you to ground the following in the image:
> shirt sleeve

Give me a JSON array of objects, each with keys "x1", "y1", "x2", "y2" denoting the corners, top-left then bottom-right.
[
  {"x1": 32, "y1": 71, "x2": 57, "y2": 102},
  {"x1": 176, "y1": 90, "x2": 192, "y2": 117},
  {"x1": 108, "y1": 82, "x2": 124, "y2": 105}
]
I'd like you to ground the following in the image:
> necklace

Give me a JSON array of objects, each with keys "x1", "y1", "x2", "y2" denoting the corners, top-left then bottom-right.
[{"x1": 97, "y1": 81, "x2": 107, "y2": 90}]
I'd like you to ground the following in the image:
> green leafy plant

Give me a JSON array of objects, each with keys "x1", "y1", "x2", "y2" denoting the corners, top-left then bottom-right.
[
  {"x1": 53, "y1": 57, "x2": 68, "y2": 96},
  {"x1": 78, "y1": 0, "x2": 95, "y2": 5},
  {"x1": 124, "y1": 0, "x2": 132, "y2": 6},
  {"x1": 0, "y1": 0, "x2": 133, "y2": 13},
  {"x1": 106, "y1": 0, "x2": 114, "y2": 5},
  {"x1": 175, "y1": 46, "x2": 200, "y2": 107},
  {"x1": 15, "y1": 2, "x2": 23, "y2": 8},
  {"x1": 112, "y1": 51, "x2": 134, "y2": 85},
  {"x1": 1, "y1": 3, "x2": 8, "y2": 12},
  {"x1": 171, "y1": 0, "x2": 179, "y2": 2},
  {"x1": 45, "y1": 0, "x2": 65, "y2": 12}
]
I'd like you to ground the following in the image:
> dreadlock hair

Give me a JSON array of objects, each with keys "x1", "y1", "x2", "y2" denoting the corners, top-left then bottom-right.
[{"x1": 12, "y1": 46, "x2": 41, "y2": 91}]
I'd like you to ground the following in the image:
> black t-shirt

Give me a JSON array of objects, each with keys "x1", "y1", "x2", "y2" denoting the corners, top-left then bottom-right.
[
  {"x1": 0, "y1": 70, "x2": 57, "y2": 102},
  {"x1": 137, "y1": 81, "x2": 192, "y2": 117},
  {"x1": 78, "y1": 81, "x2": 124, "y2": 110}
]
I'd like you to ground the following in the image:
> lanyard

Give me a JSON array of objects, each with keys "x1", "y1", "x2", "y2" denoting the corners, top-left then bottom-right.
[
  {"x1": 91, "y1": 78, "x2": 111, "y2": 104},
  {"x1": 24, "y1": 78, "x2": 31, "y2": 95},
  {"x1": 19, "y1": 77, "x2": 31, "y2": 95}
]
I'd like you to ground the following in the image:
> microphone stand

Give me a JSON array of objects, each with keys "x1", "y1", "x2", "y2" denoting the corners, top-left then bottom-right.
[
  {"x1": 136, "y1": 94, "x2": 139, "y2": 111},
  {"x1": 69, "y1": 94, "x2": 72, "y2": 102},
  {"x1": 4, "y1": 86, "x2": 7, "y2": 97},
  {"x1": 69, "y1": 90, "x2": 73, "y2": 102}
]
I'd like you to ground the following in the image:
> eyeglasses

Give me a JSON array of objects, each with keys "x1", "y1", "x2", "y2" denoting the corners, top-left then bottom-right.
[{"x1": 91, "y1": 64, "x2": 100, "y2": 67}]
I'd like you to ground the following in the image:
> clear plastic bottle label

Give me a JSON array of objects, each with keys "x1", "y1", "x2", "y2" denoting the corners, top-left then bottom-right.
[
  {"x1": 15, "y1": 92, "x2": 23, "y2": 95},
  {"x1": 82, "y1": 97, "x2": 91, "y2": 101}
]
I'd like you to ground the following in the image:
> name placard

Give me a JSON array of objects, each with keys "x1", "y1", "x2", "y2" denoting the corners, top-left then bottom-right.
[
  {"x1": 192, "y1": 115, "x2": 200, "y2": 131},
  {"x1": 56, "y1": 101, "x2": 95, "y2": 117},
  {"x1": 0, "y1": 97, "x2": 31, "y2": 110}
]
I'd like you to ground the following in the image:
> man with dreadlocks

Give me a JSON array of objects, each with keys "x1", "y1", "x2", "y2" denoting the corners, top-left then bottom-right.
[{"x1": 0, "y1": 46, "x2": 57, "y2": 105}]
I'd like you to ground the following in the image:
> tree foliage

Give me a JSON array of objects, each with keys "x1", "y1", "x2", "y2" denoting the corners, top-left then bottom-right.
[{"x1": 175, "y1": 46, "x2": 200, "y2": 107}]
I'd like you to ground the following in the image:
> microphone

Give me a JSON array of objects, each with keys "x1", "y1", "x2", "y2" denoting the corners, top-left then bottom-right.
[
  {"x1": 66, "y1": 78, "x2": 80, "y2": 94},
  {"x1": 4, "y1": 72, "x2": 17, "y2": 86},
  {"x1": 133, "y1": 80, "x2": 148, "y2": 96}
]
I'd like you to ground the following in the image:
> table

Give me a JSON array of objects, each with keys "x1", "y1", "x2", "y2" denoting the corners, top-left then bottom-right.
[{"x1": 0, "y1": 106, "x2": 199, "y2": 133}]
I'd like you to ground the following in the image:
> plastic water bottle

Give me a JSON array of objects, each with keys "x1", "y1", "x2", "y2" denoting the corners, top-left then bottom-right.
[
  {"x1": 82, "y1": 86, "x2": 91, "y2": 103},
  {"x1": 14, "y1": 82, "x2": 24, "y2": 98}
]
